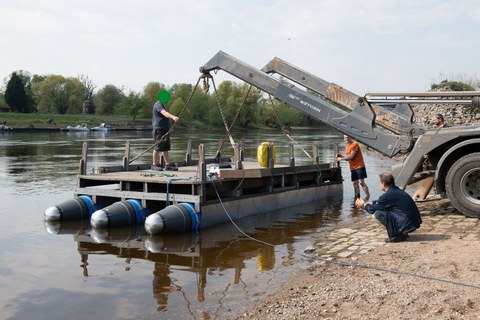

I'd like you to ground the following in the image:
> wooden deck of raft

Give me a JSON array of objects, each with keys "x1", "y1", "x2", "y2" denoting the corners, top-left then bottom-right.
[{"x1": 75, "y1": 140, "x2": 342, "y2": 213}]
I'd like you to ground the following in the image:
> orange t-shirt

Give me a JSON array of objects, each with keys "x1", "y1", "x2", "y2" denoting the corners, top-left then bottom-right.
[{"x1": 345, "y1": 141, "x2": 365, "y2": 170}]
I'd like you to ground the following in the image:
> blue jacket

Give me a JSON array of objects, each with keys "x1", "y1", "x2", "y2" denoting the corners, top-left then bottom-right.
[{"x1": 365, "y1": 186, "x2": 422, "y2": 233}]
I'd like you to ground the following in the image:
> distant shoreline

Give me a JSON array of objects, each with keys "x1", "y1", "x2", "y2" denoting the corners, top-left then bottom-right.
[{"x1": 3, "y1": 127, "x2": 152, "y2": 132}]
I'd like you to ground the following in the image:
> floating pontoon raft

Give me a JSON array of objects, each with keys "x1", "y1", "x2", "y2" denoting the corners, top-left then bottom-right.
[{"x1": 45, "y1": 140, "x2": 343, "y2": 234}]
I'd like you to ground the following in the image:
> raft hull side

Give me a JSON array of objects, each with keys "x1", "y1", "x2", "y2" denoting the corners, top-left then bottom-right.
[{"x1": 200, "y1": 183, "x2": 342, "y2": 228}]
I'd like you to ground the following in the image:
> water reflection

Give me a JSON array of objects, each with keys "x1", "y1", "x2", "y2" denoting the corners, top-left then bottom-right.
[
  {"x1": 1, "y1": 128, "x2": 396, "y2": 319},
  {"x1": 44, "y1": 198, "x2": 342, "y2": 316}
]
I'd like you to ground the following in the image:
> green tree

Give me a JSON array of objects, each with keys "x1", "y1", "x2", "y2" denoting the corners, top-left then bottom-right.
[
  {"x1": 214, "y1": 81, "x2": 260, "y2": 128},
  {"x1": 139, "y1": 82, "x2": 165, "y2": 118},
  {"x1": 32, "y1": 75, "x2": 86, "y2": 114},
  {"x1": 94, "y1": 84, "x2": 124, "y2": 115},
  {"x1": 139, "y1": 82, "x2": 166, "y2": 118},
  {"x1": 190, "y1": 90, "x2": 214, "y2": 123},
  {"x1": 169, "y1": 83, "x2": 209, "y2": 124},
  {"x1": 79, "y1": 74, "x2": 96, "y2": 114},
  {"x1": 5, "y1": 72, "x2": 28, "y2": 112},
  {"x1": 257, "y1": 97, "x2": 314, "y2": 128},
  {"x1": 10, "y1": 70, "x2": 37, "y2": 113},
  {"x1": 0, "y1": 92, "x2": 6, "y2": 109},
  {"x1": 169, "y1": 97, "x2": 191, "y2": 123},
  {"x1": 432, "y1": 73, "x2": 479, "y2": 91},
  {"x1": 32, "y1": 74, "x2": 47, "y2": 85},
  {"x1": 117, "y1": 91, "x2": 146, "y2": 120},
  {"x1": 431, "y1": 79, "x2": 475, "y2": 92},
  {"x1": 143, "y1": 82, "x2": 165, "y2": 105}
]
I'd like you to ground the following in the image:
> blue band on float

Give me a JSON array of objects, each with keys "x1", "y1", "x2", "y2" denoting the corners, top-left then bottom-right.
[
  {"x1": 79, "y1": 195, "x2": 96, "y2": 215},
  {"x1": 126, "y1": 199, "x2": 148, "y2": 224},
  {"x1": 179, "y1": 203, "x2": 201, "y2": 231}
]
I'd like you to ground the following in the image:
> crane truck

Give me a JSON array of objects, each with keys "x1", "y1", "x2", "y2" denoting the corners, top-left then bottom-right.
[{"x1": 199, "y1": 51, "x2": 480, "y2": 218}]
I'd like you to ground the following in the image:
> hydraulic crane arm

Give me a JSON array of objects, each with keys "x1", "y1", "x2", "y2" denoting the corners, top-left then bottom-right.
[
  {"x1": 261, "y1": 57, "x2": 424, "y2": 137},
  {"x1": 200, "y1": 51, "x2": 412, "y2": 157}
]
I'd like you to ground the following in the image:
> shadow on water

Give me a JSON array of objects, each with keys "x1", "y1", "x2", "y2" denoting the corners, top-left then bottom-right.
[{"x1": 43, "y1": 196, "x2": 344, "y2": 318}]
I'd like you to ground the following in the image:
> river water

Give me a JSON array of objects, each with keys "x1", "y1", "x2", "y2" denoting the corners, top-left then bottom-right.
[{"x1": 0, "y1": 126, "x2": 394, "y2": 319}]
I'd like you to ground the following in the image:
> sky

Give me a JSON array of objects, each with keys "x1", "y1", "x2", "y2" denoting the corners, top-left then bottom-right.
[{"x1": 1, "y1": 0, "x2": 479, "y2": 95}]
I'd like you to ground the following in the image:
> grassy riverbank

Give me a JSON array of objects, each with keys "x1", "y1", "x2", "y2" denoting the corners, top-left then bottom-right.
[{"x1": 0, "y1": 113, "x2": 151, "y2": 129}]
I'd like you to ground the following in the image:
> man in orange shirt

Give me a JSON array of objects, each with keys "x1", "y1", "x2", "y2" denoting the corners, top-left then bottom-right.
[{"x1": 336, "y1": 135, "x2": 370, "y2": 201}]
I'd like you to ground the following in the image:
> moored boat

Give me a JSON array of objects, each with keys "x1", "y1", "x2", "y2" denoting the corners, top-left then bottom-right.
[
  {"x1": 65, "y1": 123, "x2": 89, "y2": 131},
  {"x1": 91, "y1": 123, "x2": 111, "y2": 131},
  {"x1": 0, "y1": 124, "x2": 13, "y2": 131}
]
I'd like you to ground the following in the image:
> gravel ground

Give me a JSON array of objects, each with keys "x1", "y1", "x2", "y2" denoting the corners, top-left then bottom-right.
[
  {"x1": 237, "y1": 199, "x2": 480, "y2": 320},
  {"x1": 235, "y1": 102, "x2": 480, "y2": 319}
]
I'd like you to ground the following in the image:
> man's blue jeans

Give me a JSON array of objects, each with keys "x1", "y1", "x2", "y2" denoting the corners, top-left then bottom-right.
[{"x1": 374, "y1": 210, "x2": 399, "y2": 239}]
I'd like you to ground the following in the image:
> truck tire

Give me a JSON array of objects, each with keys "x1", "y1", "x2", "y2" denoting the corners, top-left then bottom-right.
[{"x1": 445, "y1": 152, "x2": 480, "y2": 218}]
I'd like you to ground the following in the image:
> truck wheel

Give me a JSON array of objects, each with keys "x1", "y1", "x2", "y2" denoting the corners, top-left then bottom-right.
[{"x1": 445, "y1": 152, "x2": 480, "y2": 218}]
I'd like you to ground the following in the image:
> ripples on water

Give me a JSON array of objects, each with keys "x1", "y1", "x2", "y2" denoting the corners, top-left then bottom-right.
[{"x1": 0, "y1": 128, "x2": 394, "y2": 319}]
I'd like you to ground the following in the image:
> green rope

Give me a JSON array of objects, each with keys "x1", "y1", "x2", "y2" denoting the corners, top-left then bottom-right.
[{"x1": 140, "y1": 173, "x2": 176, "y2": 178}]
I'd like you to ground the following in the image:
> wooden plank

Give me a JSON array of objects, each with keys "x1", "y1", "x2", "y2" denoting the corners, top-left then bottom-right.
[
  {"x1": 75, "y1": 187, "x2": 201, "y2": 203},
  {"x1": 218, "y1": 168, "x2": 268, "y2": 179},
  {"x1": 218, "y1": 163, "x2": 332, "y2": 179},
  {"x1": 79, "y1": 170, "x2": 198, "y2": 184}
]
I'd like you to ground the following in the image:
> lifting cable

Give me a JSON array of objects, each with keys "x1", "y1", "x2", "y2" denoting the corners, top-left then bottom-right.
[
  {"x1": 268, "y1": 95, "x2": 313, "y2": 159},
  {"x1": 129, "y1": 75, "x2": 203, "y2": 164}
]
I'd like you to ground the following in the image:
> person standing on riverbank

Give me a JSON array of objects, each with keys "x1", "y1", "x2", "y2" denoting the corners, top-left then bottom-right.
[
  {"x1": 432, "y1": 113, "x2": 449, "y2": 128},
  {"x1": 152, "y1": 91, "x2": 179, "y2": 171},
  {"x1": 336, "y1": 135, "x2": 370, "y2": 201},
  {"x1": 355, "y1": 172, "x2": 422, "y2": 242}
]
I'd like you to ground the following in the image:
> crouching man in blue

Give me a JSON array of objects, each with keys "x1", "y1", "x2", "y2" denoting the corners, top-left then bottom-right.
[{"x1": 355, "y1": 172, "x2": 422, "y2": 242}]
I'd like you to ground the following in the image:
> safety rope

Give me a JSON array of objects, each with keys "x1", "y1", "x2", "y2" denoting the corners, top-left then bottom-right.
[
  {"x1": 268, "y1": 95, "x2": 313, "y2": 159},
  {"x1": 129, "y1": 76, "x2": 203, "y2": 164}
]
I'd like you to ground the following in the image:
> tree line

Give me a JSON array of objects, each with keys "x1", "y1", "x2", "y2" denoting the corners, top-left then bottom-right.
[
  {"x1": 0, "y1": 70, "x2": 316, "y2": 129},
  {"x1": 2, "y1": 70, "x2": 478, "y2": 128}
]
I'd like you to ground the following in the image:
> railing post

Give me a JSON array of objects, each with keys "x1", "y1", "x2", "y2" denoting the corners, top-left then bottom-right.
[
  {"x1": 240, "y1": 138, "x2": 245, "y2": 161},
  {"x1": 333, "y1": 143, "x2": 339, "y2": 167},
  {"x1": 123, "y1": 141, "x2": 130, "y2": 171},
  {"x1": 234, "y1": 143, "x2": 243, "y2": 169},
  {"x1": 289, "y1": 142, "x2": 295, "y2": 167},
  {"x1": 313, "y1": 143, "x2": 320, "y2": 164},
  {"x1": 80, "y1": 142, "x2": 88, "y2": 175},
  {"x1": 268, "y1": 142, "x2": 274, "y2": 169},
  {"x1": 198, "y1": 144, "x2": 206, "y2": 201},
  {"x1": 185, "y1": 139, "x2": 192, "y2": 165}
]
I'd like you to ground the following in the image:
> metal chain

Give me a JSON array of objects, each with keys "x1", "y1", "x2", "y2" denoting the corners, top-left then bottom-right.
[
  {"x1": 213, "y1": 84, "x2": 253, "y2": 158},
  {"x1": 228, "y1": 85, "x2": 252, "y2": 132},
  {"x1": 269, "y1": 95, "x2": 283, "y2": 127},
  {"x1": 268, "y1": 95, "x2": 313, "y2": 159},
  {"x1": 210, "y1": 76, "x2": 236, "y2": 148}
]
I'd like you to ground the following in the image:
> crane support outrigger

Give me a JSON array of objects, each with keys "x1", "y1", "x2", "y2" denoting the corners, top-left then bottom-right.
[{"x1": 200, "y1": 50, "x2": 480, "y2": 218}]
